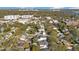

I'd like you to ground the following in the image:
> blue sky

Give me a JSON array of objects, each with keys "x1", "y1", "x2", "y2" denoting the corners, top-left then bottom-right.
[{"x1": 0, "y1": 0, "x2": 79, "y2": 7}]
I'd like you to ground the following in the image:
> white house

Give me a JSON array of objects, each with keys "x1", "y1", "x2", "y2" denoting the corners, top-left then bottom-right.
[
  {"x1": 20, "y1": 35, "x2": 26, "y2": 41},
  {"x1": 53, "y1": 27, "x2": 58, "y2": 30},
  {"x1": 46, "y1": 16, "x2": 51, "y2": 20},
  {"x1": 53, "y1": 20, "x2": 59, "y2": 24},
  {"x1": 49, "y1": 20, "x2": 53, "y2": 24},
  {"x1": 39, "y1": 40, "x2": 48, "y2": 49},
  {"x1": 38, "y1": 37, "x2": 47, "y2": 41},
  {"x1": 40, "y1": 45, "x2": 48, "y2": 49}
]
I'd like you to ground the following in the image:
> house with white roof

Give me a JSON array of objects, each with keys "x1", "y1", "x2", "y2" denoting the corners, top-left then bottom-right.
[
  {"x1": 38, "y1": 40, "x2": 48, "y2": 49},
  {"x1": 37, "y1": 36, "x2": 47, "y2": 41},
  {"x1": 46, "y1": 16, "x2": 51, "y2": 20},
  {"x1": 53, "y1": 20, "x2": 59, "y2": 24},
  {"x1": 40, "y1": 45, "x2": 48, "y2": 49},
  {"x1": 20, "y1": 35, "x2": 26, "y2": 41}
]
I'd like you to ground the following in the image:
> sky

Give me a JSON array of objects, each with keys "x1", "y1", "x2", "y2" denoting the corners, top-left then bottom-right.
[{"x1": 0, "y1": 0, "x2": 79, "y2": 7}]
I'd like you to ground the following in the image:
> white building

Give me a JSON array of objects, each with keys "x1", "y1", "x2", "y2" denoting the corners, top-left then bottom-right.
[
  {"x1": 49, "y1": 20, "x2": 53, "y2": 24},
  {"x1": 46, "y1": 16, "x2": 51, "y2": 20},
  {"x1": 38, "y1": 40, "x2": 48, "y2": 49},
  {"x1": 40, "y1": 45, "x2": 48, "y2": 49},
  {"x1": 53, "y1": 20, "x2": 59, "y2": 24},
  {"x1": 38, "y1": 37, "x2": 47, "y2": 41},
  {"x1": 4, "y1": 15, "x2": 19, "y2": 20},
  {"x1": 21, "y1": 15, "x2": 33, "y2": 19},
  {"x1": 20, "y1": 35, "x2": 26, "y2": 41},
  {"x1": 4, "y1": 15, "x2": 33, "y2": 20}
]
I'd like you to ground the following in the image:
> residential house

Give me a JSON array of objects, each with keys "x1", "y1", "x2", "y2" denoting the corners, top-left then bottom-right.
[
  {"x1": 38, "y1": 40, "x2": 48, "y2": 49},
  {"x1": 46, "y1": 16, "x2": 51, "y2": 20},
  {"x1": 53, "y1": 20, "x2": 59, "y2": 24}
]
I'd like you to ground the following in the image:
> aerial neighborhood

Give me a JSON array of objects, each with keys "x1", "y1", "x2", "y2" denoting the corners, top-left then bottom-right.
[{"x1": 0, "y1": 7, "x2": 79, "y2": 51}]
